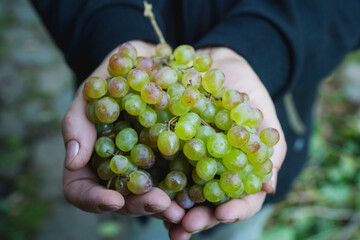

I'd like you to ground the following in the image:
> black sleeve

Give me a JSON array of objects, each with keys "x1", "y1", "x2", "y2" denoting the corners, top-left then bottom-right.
[
  {"x1": 194, "y1": 0, "x2": 360, "y2": 98},
  {"x1": 30, "y1": 0, "x2": 159, "y2": 83}
]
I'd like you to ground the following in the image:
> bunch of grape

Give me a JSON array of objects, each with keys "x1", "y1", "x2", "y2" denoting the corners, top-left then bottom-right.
[{"x1": 84, "y1": 42, "x2": 280, "y2": 209}]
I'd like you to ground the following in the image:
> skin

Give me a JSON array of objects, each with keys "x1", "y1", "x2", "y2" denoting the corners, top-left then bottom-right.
[{"x1": 62, "y1": 41, "x2": 287, "y2": 239}]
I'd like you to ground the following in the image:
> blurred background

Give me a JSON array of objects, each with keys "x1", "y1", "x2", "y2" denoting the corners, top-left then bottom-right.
[{"x1": 0, "y1": 0, "x2": 359, "y2": 239}]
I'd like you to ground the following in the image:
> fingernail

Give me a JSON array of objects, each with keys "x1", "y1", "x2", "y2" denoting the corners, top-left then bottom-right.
[
  {"x1": 144, "y1": 204, "x2": 167, "y2": 213},
  {"x1": 190, "y1": 226, "x2": 209, "y2": 234},
  {"x1": 65, "y1": 140, "x2": 79, "y2": 167},
  {"x1": 99, "y1": 205, "x2": 122, "y2": 212},
  {"x1": 219, "y1": 219, "x2": 237, "y2": 224},
  {"x1": 158, "y1": 215, "x2": 180, "y2": 224},
  {"x1": 271, "y1": 168, "x2": 277, "y2": 194}
]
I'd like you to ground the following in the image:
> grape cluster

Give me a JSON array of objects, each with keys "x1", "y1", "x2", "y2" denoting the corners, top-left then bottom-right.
[{"x1": 84, "y1": 42, "x2": 280, "y2": 208}]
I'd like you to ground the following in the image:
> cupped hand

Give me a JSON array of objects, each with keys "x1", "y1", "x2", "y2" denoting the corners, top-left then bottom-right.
[
  {"x1": 166, "y1": 47, "x2": 287, "y2": 240},
  {"x1": 62, "y1": 40, "x2": 185, "y2": 222}
]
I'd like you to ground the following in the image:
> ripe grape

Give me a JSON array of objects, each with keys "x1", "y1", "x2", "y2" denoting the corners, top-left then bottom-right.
[
  {"x1": 247, "y1": 142, "x2": 268, "y2": 165},
  {"x1": 203, "y1": 179, "x2": 225, "y2": 203},
  {"x1": 158, "y1": 180, "x2": 176, "y2": 199},
  {"x1": 165, "y1": 171, "x2": 187, "y2": 192},
  {"x1": 176, "y1": 188, "x2": 195, "y2": 209},
  {"x1": 130, "y1": 144, "x2": 155, "y2": 169},
  {"x1": 178, "y1": 112, "x2": 201, "y2": 127},
  {"x1": 127, "y1": 170, "x2": 152, "y2": 194},
  {"x1": 141, "y1": 82, "x2": 163, "y2": 104},
  {"x1": 124, "y1": 94, "x2": 146, "y2": 116},
  {"x1": 220, "y1": 171, "x2": 244, "y2": 194},
  {"x1": 169, "y1": 96, "x2": 190, "y2": 116},
  {"x1": 169, "y1": 157, "x2": 190, "y2": 175},
  {"x1": 155, "y1": 91, "x2": 170, "y2": 110},
  {"x1": 200, "y1": 101, "x2": 218, "y2": 123},
  {"x1": 174, "y1": 122, "x2": 196, "y2": 140},
  {"x1": 108, "y1": 53, "x2": 133, "y2": 76},
  {"x1": 86, "y1": 99, "x2": 100, "y2": 124},
  {"x1": 222, "y1": 89, "x2": 243, "y2": 110},
  {"x1": 149, "y1": 123, "x2": 167, "y2": 143},
  {"x1": 173, "y1": 45, "x2": 195, "y2": 65},
  {"x1": 260, "y1": 128, "x2": 280, "y2": 147},
  {"x1": 108, "y1": 76, "x2": 129, "y2": 98},
  {"x1": 115, "y1": 128, "x2": 138, "y2": 152},
  {"x1": 196, "y1": 157, "x2": 217, "y2": 180},
  {"x1": 95, "y1": 137, "x2": 115, "y2": 158},
  {"x1": 215, "y1": 109, "x2": 232, "y2": 131},
  {"x1": 127, "y1": 68, "x2": 150, "y2": 92},
  {"x1": 97, "y1": 160, "x2": 113, "y2": 180},
  {"x1": 240, "y1": 133, "x2": 261, "y2": 154},
  {"x1": 95, "y1": 97, "x2": 120, "y2": 124},
  {"x1": 157, "y1": 131, "x2": 179, "y2": 156},
  {"x1": 139, "y1": 108, "x2": 157, "y2": 128},
  {"x1": 167, "y1": 82, "x2": 185, "y2": 98},
  {"x1": 222, "y1": 148, "x2": 247, "y2": 171},
  {"x1": 190, "y1": 96, "x2": 207, "y2": 114},
  {"x1": 155, "y1": 43, "x2": 172, "y2": 57},
  {"x1": 193, "y1": 53, "x2": 212, "y2": 72},
  {"x1": 188, "y1": 184, "x2": 206, "y2": 203},
  {"x1": 118, "y1": 42, "x2": 137, "y2": 62},
  {"x1": 253, "y1": 159, "x2": 273, "y2": 176},
  {"x1": 243, "y1": 173, "x2": 262, "y2": 194},
  {"x1": 181, "y1": 87, "x2": 200, "y2": 107},
  {"x1": 207, "y1": 133, "x2": 231, "y2": 158},
  {"x1": 110, "y1": 155, "x2": 129, "y2": 174},
  {"x1": 202, "y1": 69, "x2": 225, "y2": 94},
  {"x1": 183, "y1": 138, "x2": 206, "y2": 161},
  {"x1": 135, "y1": 56, "x2": 155, "y2": 75},
  {"x1": 182, "y1": 70, "x2": 202, "y2": 88},
  {"x1": 154, "y1": 67, "x2": 178, "y2": 89},
  {"x1": 195, "y1": 125, "x2": 216, "y2": 143},
  {"x1": 114, "y1": 121, "x2": 131, "y2": 133},
  {"x1": 114, "y1": 176, "x2": 131, "y2": 196},
  {"x1": 227, "y1": 126, "x2": 250, "y2": 148},
  {"x1": 84, "y1": 76, "x2": 108, "y2": 99}
]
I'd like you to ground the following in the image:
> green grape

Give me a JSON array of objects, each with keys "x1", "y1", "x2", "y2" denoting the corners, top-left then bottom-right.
[
  {"x1": 155, "y1": 108, "x2": 173, "y2": 123},
  {"x1": 191, "y1": 96, "x2": 207, "y2": 114},
  {"x1": 115, "y1": 128, "x2": 138, "y2": 152},
  {"x1": 157, "y1": 131, "x2": 180, "y2": 156},
  {"x1": 155, "y1": 42, "x2": 172, "y2": 57},
  {"x1": 110, "y1": 155, "x2": 129, "y2": 174},
  {"x1": 86, "y1": 99, "x2": 100, "y2": 123},
  {"x1": 124, "y1": 94, "x2": 146, "y2": 116},
  {"x1": 169, "y1": 96, "x2": 190, "y2": 116},
  {"x1": 193, "y1": 53, "x2": 212, "y2": 72},
  {"x1": 243, "y1": 174, "x2": 262, "y2": 194},
  {"x1": 188, "y1": 184, "x2": 206, "y2": 203},
  {"x1": 176, "y1": 188, "x2": 195, "y2": 209},
  {"x1": 220, "y1": 171, "x2": 244, "y2": 194},
  {"x1": 158, "y1": 180, "x2": 176, "y2": 199},
  {"x1": 222, "y1": 89, "x2": 243, "y2": 110},
  {"x1": 127, "y1": 170, "x2": 152, "y2": 194},
  {"x1": 230, "y1": 103, "x2": 252, "y2": 126},
  {"x1": 135, "y1": 56, "x2": 155, "y2": 75},
  {"x1": 95, "y1": 97, "x2": 120, "y2": 124},
  {"x1": 173, "y1": 45, "x2": 195, "y2": 65},
  {"x1": 215, "y1": 109, "x2": 232, "y2": 131},
  {"x1": 149, "y1": 123, "x2": 167, "y2": 143},
  {"x1": 169, "y1": 157, "x2": 190, "y2": 175},
  {"x1": 215, "y1": 158, "x2": 228, "y2": 175},
  {"x1": 95, "y1": 123, "x2": 113, "y2": 136},
  {"x1": 222, "y1": 148, "x2": 247, "y2": 171},
  {"x1": 139, "y1": 108, "x2": 157, "y2": 128},
  {"x1": 108, "y1": 53, "x2": 133, "y2": 76},
  {"x1": 155, "y1": 91, "x2": 170, "y2": 110},
  {"x1": 114, "y1": 176, "x2": 131, "y2": 196},
  {"x1": 84, "y1": 76, "x2": 108, "y2": 99},
  {"x1": 108, "y1": 76, "x2": 129, "y2": 98},
  {"x1": 213, "y1": 86, "x2": 228, "y2": 98},
  {"x1": 200, "y1": 101, "x2": 218, "y2": 123},
  {"x1": 167, "y1": 82, "x2": 185, "y2": 98},
  {"x1": 247, "y1": 143, "x2": 268, "y2": 165},
  {"x1": 247, "y1": 108, "x2": 263, "y2": 128},
  {"x1": 123, "y1": 156, "x2": 138, "y2": 175},
  {"x1": 114, "y1": 121, "x2": 131, "y2": 133},
  {"x1": 259, "y1": 171, "x2": 273, "y2": 183},
  {"x1": 118, "y1": 42, "x2": 137, "y2": 62},
  {"x1": 182, "y1": 70, "x2": 202, "y2": 88},
  {"x1": 202, "y1": 69, "x2": 225, "y2": 94},
  {"x1": 183, "y1": 138, "x2": 206, "y2": 161},
  {"x1": 207, "y1": 133, "x2": 231, "y2": 158},
  {"x1": 178, "y1": 112, "x2": 201, "y2": 127},
  {"x1": 227, "y1": 126, "x2": 250, "y2": 148},
  {"x1": 237, "y1": 163, "x2": 254, "y2": 180},
  {"x1": 192, "y1": 169, "x2": 208, "y2": 185},
  {"x1": 196, "y1": 157, "x2": 217, "y2": 180},
  {"x1": 127, "y1": 68, "x2": 150, "y2": 92},
  {"x1": 203, "y1": 179, "x2": 225, "y2": 203},
  {"x1": 130, "y1": 144, "x2": 155, "y2": 169},
  {"x1": 169, "y1": 61, "x2": 187, "y2": 81},
  {"x1": 174, "y1": 122, "x2": 196, "y2": 140},
  {"x1": 226, "y1": 187, "x2": 244, "y2": 199},
  {"x1": 120, "y1": 93, "x2": 135, "y2": 109},
  {"x1": 260, "y1": 128, "x2": 280, "y2": 147},
  {"x1": 95, "y1": 137, "x2": 115, "y2": 158},
  {"x1": 239, "y1": 133, "x2": 261, "y2": 154},
  {"x1": 97, "y1": 159, "x2": 113, "y2": 180},
  {"x1": 195, "y1": 125, "x2": 216, "y2": 143},
  {"x1": 139, "y1": 128, "x2": 157, "y2": 148},
  {"x1": 141, "y1": 82, "x2": 163, "y2": 104},
  {"x1": 181, "y1": 87, "x2": 200, "y2": 107},
  {"x1": 154, "y1": 67, "x2": 178, "y2": 89},
  {"x1": 253, "y1": 159, "x2": 273, "y2": 177},
  {"x1": 165, "y1": 171, "x2": 187, "y2": 192}
]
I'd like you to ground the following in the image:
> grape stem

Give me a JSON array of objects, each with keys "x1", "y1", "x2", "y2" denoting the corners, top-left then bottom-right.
[
  {"x1": 166, "y1": 116, "x2": 179, "y2": 131},
  {"x1": 201, "y1": 119, "x2": 211, "y2": 127},
  {"x1": 143, "y1": 1, "x2": 166, "y2": 43},
  {"x1": 106, "y1": 174, "x2": 115, "y2": 189}
]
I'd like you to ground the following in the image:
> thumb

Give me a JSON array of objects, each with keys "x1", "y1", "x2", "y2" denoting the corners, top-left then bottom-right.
[{"x1": 62, "y1": 89, "x2": 96, "y2": 171}]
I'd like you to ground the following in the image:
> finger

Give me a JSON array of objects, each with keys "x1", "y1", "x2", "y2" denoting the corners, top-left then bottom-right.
[
  {"x1": 153, "y1": 200, "x2": 186, "y2": 224},
  {"x1": 62, "y1": 93, "x2": 96, "y2": 171},
  {"x1": 168, "y1": 224, "x2": 192, "y2": 240},
  {"x1": 63, "y1": 166, "x2": 124, "y2": 213},
  {"x1": 117, "y1": 187, "x2": 171, "y2": 216},
  {"x1": 181, "y1": 206, "x2": 218, "y2": 233},
  {"x1": 215, "y1": 191, "x2": 266, "y2": 223}
]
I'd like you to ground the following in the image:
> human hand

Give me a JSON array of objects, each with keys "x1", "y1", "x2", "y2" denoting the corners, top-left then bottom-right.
[
  {"x1": 165, "y1": 47, "x2": 287, "y2": 240},
  {"x1": 62, "y1": 41, "x2": 185, "y2": 222}
]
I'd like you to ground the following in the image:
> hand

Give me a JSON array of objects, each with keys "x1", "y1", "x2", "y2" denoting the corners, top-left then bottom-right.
[
  {"x1": 165, "y1": 47, "x2": 287, "y2": 240},
  {"x1": 62, "y1": 41, "x2": 185, "y2": 222}
]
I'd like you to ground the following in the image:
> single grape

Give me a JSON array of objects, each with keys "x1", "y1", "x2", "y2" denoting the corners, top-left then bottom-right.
[
  {"x1": 118, "y1": 42, "x2": 137, "y2": 62},
  {"x1": 114, "y1": 176, "x2": 131, "y2": 196},
  {"x1": 135, "y1": 56, "x2": 155, "y2": 75},
  {"x1": 173, "y1": 45, "x2": 195, "y2": 65},
  {"x1": 239, "y1": 133, "x2": 261, "y2": 154},
  {"x1": 167, "y1": 82, "x2": 185, "y2": 98},
  {"x1": 108, "y1": 53, "x2": 133, "y2": 76},
  {"x1": 214, "y1": 109, "x2": 232, "y2": 131},
  {"x1": 222, "y1": 89, "x2": 243, "y2": 110},
  {"x1": 124, "y1": 94, "x2": 146, "y2": 116},
  {"x1": 127, "y1": 170, "x2": 152, "y2": 194},
  {"x1": 178, "y1": 112, "x2": 201, "y2": 127},
  {"x1": 253, "y1": 159, "x2": 273, "y2": 176},
  {"x1": 165, "y1": 171, "x2": 187, "y2": 192},
  {"x1": 130, "y1": 144, "x2": 155, "y2": 169},
  {"x1": 237, "y1": 163, "x2": 254, "y2": 180},
  {"x1": 195, "y1": 125, "x2": 216, "y2": 143},
  {"x1": 120, "y1": 92, "x2": 135, "y2": 109},
  {"x1": 202, "y1": 69, "x2": 225, "y2": 94},
  {"x1": 114, "y1": 121, "x2": 131, "y2": 133},
  {"x1": 182, "y1": 70, "x2": 202, "y2": 88},
  {"x1": 247, "y1": 108, "x2": 263, "y2": 128},
  {"x1": 196, "y1": 157, "x2": 217, "y2": 180},
  {"x1": 200, "y1": 101, "x2": 218, "y2": 123},
  {"x1": 110, "y1": 155, "x2": 129, "y2": 174},
  {"x1": 243, "y1": 174, "x2": 262, "y2": 194},
  {"x1": 220, "y1": 171, "x2": 244, "y2": 194},
  {"x1": 222, "y1": 148, "x2": 248, "y2": 171},
  {"x1": 157, "y1": 131, "x2": 180, "y2": 156},
  {"x1": 176, "y1": 188, "x2": 195, "y2": 209},
  {"x1": 260, "y1": 128, "x2": 280, "y2": 147},
  {"x1": 95, "y1": 137, "x2": 115, "y2": 158},
  {"x1": 127, "y1": 68, "x2": 150, "y2": 92},
  {"x1": 149, "y1": 123, "x2": 167, "y2": 143},
  {"x1": 247, "y1": 142, "x2": 268, "y2": 165},
  {"x1": 183, "y1": 138, "x2": 206, "y2": 161},
  {"x1": 193, "y1": 53, "x2": 212, "y2": 72},
  {"x1": 155, "y1": 43, "x2": 172, "y2": 57},
  {"x1": 158, "y1": 180, "x2": 176, "y2": 199},
  {"x1": 169, "y1": 96, "x2": 190, "y2": 116},
  {"x1": 108, "y1": 76, "x2": 129, "y2": 98},
  {"x1": 207, "y1": 133, "x2": 231, "y2": 158},
  {"x1": 227, "y1": 126, "x2": 250, "y2": 148},
  {"x1": 97, "y1": 159, "x2": 113, "y2": 180},
  {"x1": 95, "y1": 97, "x2": 120, "y2": 123},
  {"x1": 169, "y1": 157, "x2": 190, "y2": 175},
  {"x1": 141, "y1": 82, "x2": 163, "y2": 104},
  {"x1": 139, "y1": 108, "x2": 157, "y2": 128},
  {"x1": 188, "y1": 184, "x2": 206, "y2": 203},
  {"x1": 230, "y1": 103, "x2": 252, "y2": 126},
  {"x1": 86, "y1": 99, "x2": 100, "y2": 123},
  {"x1": 155, "y1": 91, "x2": 170, "y2": 110},
  {"x1": 84, "y1": 76, "x2": 108, "y2": 99},
  {"x1": 174, "y1": 122, "x2": 196, "y2": 140},
  {"x1": 181, "y1": 87, "x2": 200, "y2": 107},
  {"x1": 115, "y1": 128, "x2": 138, "y2": 152},
  {"x1": 203, "y1": 179, "x2": 225, "y2": 203},
  {"x1": 154, "y1": 67, "x2": 178, "y2": 89}
]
